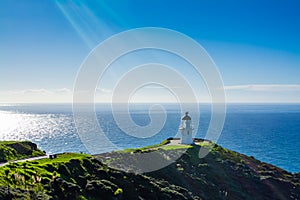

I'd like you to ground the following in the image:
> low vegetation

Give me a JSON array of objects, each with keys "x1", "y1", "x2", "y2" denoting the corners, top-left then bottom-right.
[
  {"x1": 0, "y1": 141, "x2": 45, "y2": 163},
  {"x1": 0, "y1": 139, "x2": 299, "y2": 199}
]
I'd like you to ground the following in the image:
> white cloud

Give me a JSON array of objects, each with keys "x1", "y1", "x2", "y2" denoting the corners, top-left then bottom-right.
[
  {"x1": 224, "y1": 84, "x2": 300, "y2": 103},
  {"x1": 53, "y1": 88, "x2": 72, "y2": 93},
  {"x1": 22, "y1": 88, "x2": 53, "y2": 94},
  {"x1": 96, "y1": 88, "x2": 112, "y2": 93},
  {"x1": 141, "y1": 85, "x2": 183, "y2": 89},
  {"x1": 0, "y1": 88, "x2": 73, "y2": 103},
  {"x1": 3, "y1": 87, "x2": 110, "y2": 95},
  {"x1": 4, "y1": 88, "x2": 72, "y2": 95},
  {"x1": 224, "y1": 84, "x2": 300, "y2": 92},
  {"x1": 1, "y1": 85, "x2": 300, "y2": 103}
]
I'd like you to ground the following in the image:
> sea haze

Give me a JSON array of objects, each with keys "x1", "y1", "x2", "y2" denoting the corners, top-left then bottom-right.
[{"x1": 0, "y1": 103, "x2": 299, "y2": 173}]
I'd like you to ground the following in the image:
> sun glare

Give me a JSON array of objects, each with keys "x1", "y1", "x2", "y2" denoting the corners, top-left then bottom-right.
[{"x1": 0, "y1": 111, "x2": 22, "y2": 135}]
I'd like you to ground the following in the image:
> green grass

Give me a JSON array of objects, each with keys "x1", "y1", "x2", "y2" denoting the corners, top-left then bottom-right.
[
  {"x1": 0, "y1": 141, "x2": 45, "y2": 162},
  {"x1": 0, "y1": 141, "x2": 25, "y2": 145},
  {"x1": 113, "y1": 140, "x2": 221, "y2": 160},
  {"x1": 118, "y1": 140, "x2": 201, "y2": 153},
  {"x1": 0, "y1": 139, "x2": 298, "y2": 200},
  {"x1": 161, "y1": 145, "x2": 192, "y2": 150},
  {"x1": 118, "y1": 139, "x2": 171, "y2": 153},
  {"x1": 114, "y1": 188, "x2": 123, "y2": 195},
  {"x1": 0, "y1": 152, "x2": 91, "y2": 188},
  {"x1": 35, "y1": 152, "x2": 91, "y2": 165}
]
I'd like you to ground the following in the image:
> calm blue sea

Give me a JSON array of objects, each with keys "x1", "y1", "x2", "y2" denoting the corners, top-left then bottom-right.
[{"x1": 0, "y1": 103, "x2": 299, "y2": 173}]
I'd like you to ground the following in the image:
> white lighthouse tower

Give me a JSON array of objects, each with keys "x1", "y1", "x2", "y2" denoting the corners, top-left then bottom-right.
[{"x1": 179, "y1": 112, "x2": 194, "y2": 144}]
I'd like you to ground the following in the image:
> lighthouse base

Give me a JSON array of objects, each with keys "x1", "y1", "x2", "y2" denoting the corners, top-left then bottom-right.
[{"x1": 180, "y1": 132, "x2": 194, "y2": 144}]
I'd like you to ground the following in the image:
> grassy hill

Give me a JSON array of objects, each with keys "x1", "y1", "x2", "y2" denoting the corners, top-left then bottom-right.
[
  {"x1": 0, "y1": 139, "x2": 299, "y2": 199},
  {"x1": 0, "y1": 141, "x2": 45, "y2": 163}
]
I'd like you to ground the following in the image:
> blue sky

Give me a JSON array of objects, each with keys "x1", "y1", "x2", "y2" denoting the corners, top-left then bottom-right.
[{"x1": 1, "y1": 0, "x2": 300, "y2": 103}]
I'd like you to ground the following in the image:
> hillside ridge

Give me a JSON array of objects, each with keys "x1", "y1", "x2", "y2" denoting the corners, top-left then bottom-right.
[{"x1": 0, "y1": 139, "x2": 299, "y2": 199}]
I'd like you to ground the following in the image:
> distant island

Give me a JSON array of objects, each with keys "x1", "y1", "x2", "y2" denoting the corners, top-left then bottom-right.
[{"x1": 0, "y1": 139, "x2": 299, "y2": 200}]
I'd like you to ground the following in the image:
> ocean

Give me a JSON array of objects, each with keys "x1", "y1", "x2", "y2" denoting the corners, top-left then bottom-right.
[{"x1": 0, "y1": 103, "x2": 299, "y2": 173}]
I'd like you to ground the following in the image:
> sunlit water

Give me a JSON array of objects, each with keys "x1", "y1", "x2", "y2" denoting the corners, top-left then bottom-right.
[{"x1": 0, "y1": 103, "x2": 299, "y2": 172}]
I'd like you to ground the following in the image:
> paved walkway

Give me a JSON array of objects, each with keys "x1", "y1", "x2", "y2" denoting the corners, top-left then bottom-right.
[
  {"x1": 165, "y1": 138, "x2": 203, "y2": 146},
  {"x1": 0, "y1": 155, "x2": 48, "y2": 167},
  {"x1": 166, "y1": 138, "x2": 181, "y2": 146}
]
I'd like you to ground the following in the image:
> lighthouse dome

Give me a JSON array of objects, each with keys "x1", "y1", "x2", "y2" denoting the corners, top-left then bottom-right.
[{"x1": 182, "y1": 111, "x2": 191, "y2": 120}]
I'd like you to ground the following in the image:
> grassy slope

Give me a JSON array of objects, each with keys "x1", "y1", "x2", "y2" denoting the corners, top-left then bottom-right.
[
  {"x1": 0, "y1": 139, "x2": 299, "y2": 200},
  {"x1": 0, "y1": 141, "x2": 45, "y2": 162},
  {"x1": 0, "y1": 152, "x2": 92, "y2": 199},
  {"x1": 96, "y1": 139, "x2": 300, "y2": 200}
]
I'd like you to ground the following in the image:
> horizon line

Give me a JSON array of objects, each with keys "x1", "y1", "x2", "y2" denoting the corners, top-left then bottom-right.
[{"x1": 1, "y1": 102, "x2": 300, "y2": 105}]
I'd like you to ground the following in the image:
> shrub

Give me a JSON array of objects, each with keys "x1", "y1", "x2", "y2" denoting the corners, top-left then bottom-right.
[{"x1": 114, "y1": 188, "x2": 123, "y2": 195}]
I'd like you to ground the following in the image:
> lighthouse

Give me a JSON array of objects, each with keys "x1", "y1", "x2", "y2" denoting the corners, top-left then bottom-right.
[{"x1": 179, "y1": 112, "x2": 194, "y2": 144}]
